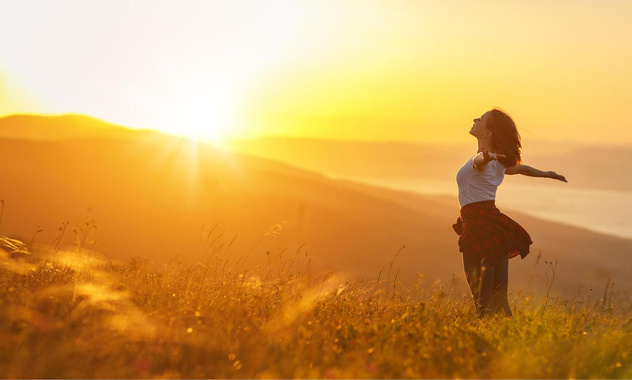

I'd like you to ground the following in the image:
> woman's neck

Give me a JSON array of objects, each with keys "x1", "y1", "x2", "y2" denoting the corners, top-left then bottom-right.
[{"x1": 476, "y1": 137, "x2": 494, "y2": 153}]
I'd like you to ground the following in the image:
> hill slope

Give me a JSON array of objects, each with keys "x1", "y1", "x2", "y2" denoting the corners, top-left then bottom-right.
[{"x1": 0, "y1": 115, "x2": 630, "y2": 297}]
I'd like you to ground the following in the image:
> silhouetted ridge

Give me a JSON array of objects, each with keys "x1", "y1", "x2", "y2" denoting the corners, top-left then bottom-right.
[{"x1": 0, "y1": 113, "x2": 157, "y2": 141}]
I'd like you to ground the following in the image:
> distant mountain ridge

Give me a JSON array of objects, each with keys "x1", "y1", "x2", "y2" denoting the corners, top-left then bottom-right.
[
  {"x1": 0, "y1": 114, "x2": 156, "y2": 141},
  {"x1": 226, "y1": 135, "x2": 632, "y2": 192}
]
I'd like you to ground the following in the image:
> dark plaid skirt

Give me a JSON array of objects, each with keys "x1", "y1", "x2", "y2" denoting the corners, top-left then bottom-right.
[{"x1": 452, "y1": 200, "x2": 532, "y2": 262}]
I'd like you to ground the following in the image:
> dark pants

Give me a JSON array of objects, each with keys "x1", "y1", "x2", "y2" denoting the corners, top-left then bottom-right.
[{"x1": 462, "y1": 254, "x2": 512, "y2": 318}]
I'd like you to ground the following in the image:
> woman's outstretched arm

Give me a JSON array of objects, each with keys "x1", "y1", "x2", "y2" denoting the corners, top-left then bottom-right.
[{"x1": 505, "y1": 164, "x2": 567, "y2": 182}]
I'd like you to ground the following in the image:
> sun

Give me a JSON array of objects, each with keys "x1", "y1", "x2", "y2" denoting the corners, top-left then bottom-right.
[
  {"x1": 157, "y1": 94, "x2": 234, "y2": 145},
  {"x1": 178, "y1": 104, "x2": 230, "y2": 143}
]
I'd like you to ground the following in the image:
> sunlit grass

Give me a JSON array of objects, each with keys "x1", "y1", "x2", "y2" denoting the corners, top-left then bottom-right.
[{"x1": 2, "y1": 237, "x2": 632, "y2": 378}]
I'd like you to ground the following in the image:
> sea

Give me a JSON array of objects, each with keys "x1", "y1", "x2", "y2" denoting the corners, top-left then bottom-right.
[{"x1": 334, "y1": 176, "x2": 632, "y2": 241}]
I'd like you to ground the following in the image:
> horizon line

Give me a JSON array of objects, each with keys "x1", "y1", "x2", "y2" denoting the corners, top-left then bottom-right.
[{"x1": 2, "y1": 112, "x2": 631, "y2": 149}]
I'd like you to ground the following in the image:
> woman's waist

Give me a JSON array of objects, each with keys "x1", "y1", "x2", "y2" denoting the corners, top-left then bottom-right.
[{"x1": 459, "y1": 200, "x2": 500, "y2": 218}]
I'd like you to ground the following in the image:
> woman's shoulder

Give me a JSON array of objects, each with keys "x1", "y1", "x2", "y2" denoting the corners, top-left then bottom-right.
[{"x1": 487, "y1": 158, "x2": 507, "y2": 173}]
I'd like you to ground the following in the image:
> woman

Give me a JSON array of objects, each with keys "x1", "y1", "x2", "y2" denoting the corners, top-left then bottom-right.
[{"x1": 453, "y1": 109, "x2": 566, "y2": 318}]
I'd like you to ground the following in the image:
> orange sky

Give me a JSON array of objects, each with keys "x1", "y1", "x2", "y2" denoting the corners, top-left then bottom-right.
[{"x1": 1, "y1": 0, "x2": 632, "y2": 145}]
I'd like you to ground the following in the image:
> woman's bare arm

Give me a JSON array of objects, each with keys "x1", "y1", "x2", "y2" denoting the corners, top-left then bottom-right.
[{"x1": 505, "y1": 164, "x2": 567, "y2": 182}]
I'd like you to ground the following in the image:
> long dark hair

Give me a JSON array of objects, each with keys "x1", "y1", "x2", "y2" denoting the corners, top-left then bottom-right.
[{"x1": 487, "y1": 108, "x2": 522, "y2": 167}]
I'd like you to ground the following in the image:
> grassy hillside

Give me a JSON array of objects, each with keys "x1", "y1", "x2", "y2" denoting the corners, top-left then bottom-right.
[{"x1": 1, "y1": 244, "x2": 631, "y2": 379}]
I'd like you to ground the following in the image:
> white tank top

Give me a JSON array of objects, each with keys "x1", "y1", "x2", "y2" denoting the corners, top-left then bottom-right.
[{"x1": 456, "y1": 154, "x2": 506, "y2": 209}]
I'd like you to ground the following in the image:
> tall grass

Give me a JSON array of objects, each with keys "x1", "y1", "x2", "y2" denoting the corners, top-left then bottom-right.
[{"x1": 1, "y1": 238, "x2": 632, "y2": 378}]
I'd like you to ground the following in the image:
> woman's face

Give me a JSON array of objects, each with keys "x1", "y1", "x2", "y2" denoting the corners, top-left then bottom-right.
[{"x1": 470, "y1": 111, "x2": 491, "y2": 138}]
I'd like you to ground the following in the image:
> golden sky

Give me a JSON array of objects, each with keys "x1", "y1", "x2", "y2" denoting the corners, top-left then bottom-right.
[{"x1": 1, "y1": 0, "x2": 631, "y2": 145}]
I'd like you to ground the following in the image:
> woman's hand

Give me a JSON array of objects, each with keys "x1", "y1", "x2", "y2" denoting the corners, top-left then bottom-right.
[
  {"x1": 473, "y1": 147, "x2": 506, "y2": 170},
  {"x1": 481, "y1": 147, "x2": 506, "y2": 162},
  {"x1": 547, "y1": 171, "x2": 567, "y2": 182}
]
